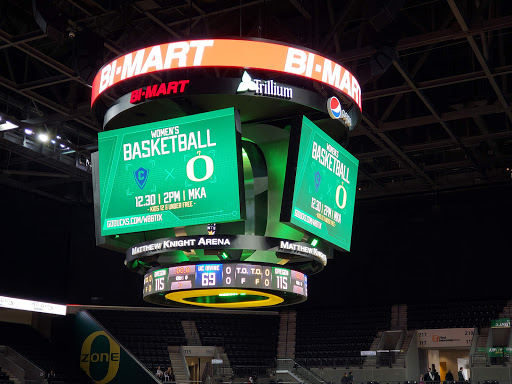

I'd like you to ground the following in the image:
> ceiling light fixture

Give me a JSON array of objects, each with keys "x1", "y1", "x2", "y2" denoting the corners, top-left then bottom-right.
[{"x1": 0, "y1": 121, "x2": 18, "y2": 131}]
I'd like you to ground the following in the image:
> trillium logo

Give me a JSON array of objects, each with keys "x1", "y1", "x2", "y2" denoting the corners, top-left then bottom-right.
[
  {"x1": 237, "y1": 71, "x2": 257, "y2": 92},
  {"x1": 237, "y1": 71, "x2": 293, "y2": 99}
]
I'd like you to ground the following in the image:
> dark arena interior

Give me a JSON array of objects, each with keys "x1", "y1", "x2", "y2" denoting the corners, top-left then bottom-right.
[{"x1": 0, "y1": 1, "x2": 511, "y2": 384}]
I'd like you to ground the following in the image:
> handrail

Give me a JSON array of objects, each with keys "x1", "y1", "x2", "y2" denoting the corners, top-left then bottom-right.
[
  {"x1": 0, "y1": 352, "x2": 27, "y2": 384},
  {"x1": 469, "y1": 327, "x2": 479, "y2": 357},
  {"x1": 277, "y1": 358, "x2": 325, "y2": 384},
  {"x1": 294, "y1": 361, "x2": 326, "y2": 384},
  {"x1": 231, "y1": 364, "x2": 271, "y2": 377},
  {"x1": 180, "y1": 346, "x2": 191, "y2": 381},
  {"x1": 287, "y1": 356, "x2": 365, "y2": 368},
  {"x1": 221, "y1": 382, "x2": 512, "y2": 384},
  {"x1": 471, "y1": 350, "x2": 511, "y2": 366},
  {"x1": 1, "y1": 345, "x2": 44, "y2": 382},
  {"x1": 202, "y1": 362, "x2": 212, "y2": 384},
  {"x1": 397, "y1": 330, "x2": 405, "y2": 350}
]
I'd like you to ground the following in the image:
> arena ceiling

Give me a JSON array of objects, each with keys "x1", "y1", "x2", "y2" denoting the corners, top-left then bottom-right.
[{"x1": 1, "y1": 0, "x2": 511, "y2": 203}]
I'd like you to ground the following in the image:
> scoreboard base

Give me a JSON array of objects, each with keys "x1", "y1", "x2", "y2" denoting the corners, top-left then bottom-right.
[
  {"x1": 144, "y1": 288, "x2": 306, "y2": 308},
  {"x1": 168, "y1": 288, "x2": 283, "y2": 308}
]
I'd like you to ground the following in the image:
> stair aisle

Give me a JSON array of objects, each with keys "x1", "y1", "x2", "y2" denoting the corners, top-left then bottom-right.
[
  {"x1": 393, "y1": 331, "x2": 413, "y2": 368},
  {"x1": 215, "y1": 346, "x2": 233, "y2": 379},
  {"x1": 181, "y1": 320, "x2": 202, "y2": 346},
  {"x1": 498, "y1": 300, "x2": 512, "y2": 319},
  {"x1": 168, "y1": 346, "x2": 189, "y2": 384},
  {"x1": 363, "y1": 332, "x2": 382, "y2": 368},
  {"x1": 277, "y1": 311, "x2": 296, "y2": 359}
]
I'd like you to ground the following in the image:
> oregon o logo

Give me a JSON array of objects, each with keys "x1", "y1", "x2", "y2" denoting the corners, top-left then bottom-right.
[
  {"x1": 335, "y1": 184, "x2": 347, "y2": 210},
  {"x1": 186, "y1": 152, "x2": 214, "y2": 182},
  {"x1": 80, "y1": 331, "x2": 120, "y2": 384}
]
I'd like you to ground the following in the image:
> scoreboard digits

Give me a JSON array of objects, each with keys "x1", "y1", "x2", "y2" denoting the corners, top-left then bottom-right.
[
  {"x1": 196, "y1": 264, "x2": 222, "y2": 287},
  {"x1": 273, "y1": 267, "x2": 290, "y2": 290},
  {"x1": 168, "y1": 265, "x2": 196, "y2": 290},
  {"x1": 146, "y1": 263, "x2": 308, "y2": 297},
  {"x1": 292, "y1": 270, "x2": 306, "y2": 295},
  {"x1": 154, "y1": 269, "x2": 167, "y2": 292}
]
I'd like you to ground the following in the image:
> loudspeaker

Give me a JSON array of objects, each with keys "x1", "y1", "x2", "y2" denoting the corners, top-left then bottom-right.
[
  {"x1": 32, "y1": 0, "x2": 66, "y2": 43},
  {"x1": 357, "y1": 46, "x2": 396, "y2": 85},
  {"x1": 368, "y1": 0, "x2": 405, "y2": 31}
]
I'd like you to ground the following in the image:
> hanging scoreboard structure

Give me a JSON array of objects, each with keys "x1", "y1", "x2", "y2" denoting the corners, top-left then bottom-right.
[
  {"x1": 91, "y1": 38, "x2": 362, "y2": 308},
  {"x1": 98, "y1": 108, "x2": 244, "y2": 236}
]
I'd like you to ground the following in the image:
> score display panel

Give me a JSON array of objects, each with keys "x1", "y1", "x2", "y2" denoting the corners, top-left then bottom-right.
[
  {"x1": 98, "y1": 108, "x2": 244, "y2": 236},
  {"x1": 143, "y1": 263, "x2": 308, "y2": 308},
  {"x1": 281, "y1": 116, "x2": 359, "y2": 251}
]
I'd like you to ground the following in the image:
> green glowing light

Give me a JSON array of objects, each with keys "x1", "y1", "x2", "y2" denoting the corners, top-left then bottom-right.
[
  {"x1": 219, "y1": 293, "x2": 239, "y2": 297},
  {"x1": 311, "y1": 238, "x2": 318, "y2": 246},
  {"x1": 221, "y1": 252, "x2": 229, "y2": 260}
]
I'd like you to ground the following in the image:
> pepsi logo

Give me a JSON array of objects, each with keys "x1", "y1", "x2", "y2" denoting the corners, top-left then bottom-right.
[
  {"x1": 327, "y1": 96, "x2": 342, "y2": 119},
  {"x1": 326, "y1": 96, "x2": 353, "y2": 128}
]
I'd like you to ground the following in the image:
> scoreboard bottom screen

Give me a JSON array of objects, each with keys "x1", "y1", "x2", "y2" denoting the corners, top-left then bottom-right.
[{"x1": 143, "y1": 263, "x2": 308, "y2": 308}]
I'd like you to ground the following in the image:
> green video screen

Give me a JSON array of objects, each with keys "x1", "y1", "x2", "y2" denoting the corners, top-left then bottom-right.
[
  {"x1": 98, "y1": 108, "x2": 243, "y2": 236},
  {"x1": 282, "y1": 116, "x2": 359, "y2": 251}
]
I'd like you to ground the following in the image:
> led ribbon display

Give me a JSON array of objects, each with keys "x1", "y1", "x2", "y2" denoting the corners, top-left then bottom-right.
[{"x1": 91, "y1": 39, "x2": 361, "y2": 111}]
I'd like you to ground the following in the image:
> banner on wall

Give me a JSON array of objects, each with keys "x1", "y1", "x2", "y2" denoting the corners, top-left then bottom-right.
[
  {"x1": 417, "y1": 328, "x2": 475, "y2": 348},
  {"x1": 478, "y1": 347, "x2": 512, "y2": 357},
  {"x1": 74, "y1": 311, "x2": 159, "y2": 384},
  {"x1": 491, "y1": 318, "x2": 511, "y2": 328}
]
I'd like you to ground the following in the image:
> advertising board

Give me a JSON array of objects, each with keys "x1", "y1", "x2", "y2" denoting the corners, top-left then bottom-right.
[
  {"x1": 91, "y1": 39, "x2": 361, "y2": 111},
  {"x1": 281, "y1": 116, "x2": 358, "y2": 251},
  {"x1": 0, "y1": 295, "x2": 66, "y2": 316},
  {"x1": 491, "y1": 318, "x2": 511, "y2": 328},
  {"x1": 417, "y1": 328, "x2": 475, "y2": 348},
  {"x1": 98, "y1": 108, "x2": 243, "y2": 236}
]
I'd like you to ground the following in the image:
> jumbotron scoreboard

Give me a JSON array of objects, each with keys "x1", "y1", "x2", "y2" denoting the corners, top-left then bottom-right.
[
  {"x1": 97, "y1": 108, "x2": 243, "y2": 236},
  {"x1": 91, "y1": 38, "x2": 361, "y2": 308},
  {"x1": 282, "y1": 116, "x2": 359, "y2": 251}
]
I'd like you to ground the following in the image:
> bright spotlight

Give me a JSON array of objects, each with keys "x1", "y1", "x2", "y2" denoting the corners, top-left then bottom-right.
[
  {"x1": 38, "y1": 133, "x2": 49, "y2": 142},
  {"x1": 0, "y1": 121, "x2": 18, "y2": 131},
  {"x1": 24, "y1": 128, "x2": 34, "y2": 135}
]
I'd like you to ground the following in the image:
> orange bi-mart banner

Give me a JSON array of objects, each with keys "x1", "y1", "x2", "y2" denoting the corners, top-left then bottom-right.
[{"x1": 91, "y1": 39, "x2": 361, "y2": 110}]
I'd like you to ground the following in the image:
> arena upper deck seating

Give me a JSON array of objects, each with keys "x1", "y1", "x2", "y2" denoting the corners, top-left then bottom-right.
[
  {"x1": 294, "y1": 306, "x2": 391, "y2": 367},
  {"x1": 407, "y1": 300, "x2": 507, "y2": 329},
  {"x1": 0, "y1": 321, "x2": 80, "y2": 383},
  {"x1": 91, "y1": 310, "x2": 184, "y2": 370},
  {"x1": 194, "y1": 313, "x2": 279, "y2": 369},
  {"x1": 90, "y1": 310, "x2": 279, "y2": 371}
]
